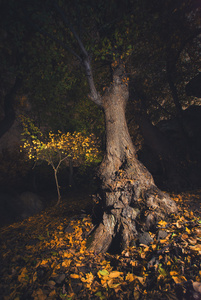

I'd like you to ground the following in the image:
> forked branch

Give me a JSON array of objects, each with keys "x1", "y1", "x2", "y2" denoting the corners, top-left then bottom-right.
[{"x1": 52, "y1": 1, "x2": 102, "y2": 106}]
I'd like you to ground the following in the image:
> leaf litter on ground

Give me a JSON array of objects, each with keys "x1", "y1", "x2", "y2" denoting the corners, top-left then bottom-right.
[{"x1": 0, "y1": 190, "x2": 200, "y2": 300}]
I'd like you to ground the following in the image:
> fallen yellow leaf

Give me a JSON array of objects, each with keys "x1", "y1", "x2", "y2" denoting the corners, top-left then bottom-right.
[
  {"x1": 109, "y1": 271, "x2": 123, "y2": 278},
  {"x1": 188, "y1": 238, "x2": 197, "y2": 245},
  {"x1": 125, "y1": 272, "x2": 136, "y2": 282},
  {"x1": 32, "y1": 271, "x2": 37, "y2": 283},
  {"x1": 70, "y1": 274, "x2": 80, "y2": 279},
  {"x1": 98, "y1": 269, "x2": 110, "y2": 277},
  {"x1": 18, "y1": 267, "x2": 28, "y2": 283},
  {"x1": 159, "y1": 239, "x2": 167, "y2": 244},
  {"x1": 62, "y1": 259, "x2": 71, "y2": 268},
  {"x1": 158, "y1": 220, "x2": 167, "y2": 227},
  {"x1": 108, "y1": 281, "x2": 121, "y2": 289},
  {"x1": 63, "y1": 252, "x2": 73, "y2": 258},
  {"x1": 186, "y1": 227, "x2": 191, "y2": 234},
  {"x1": 172, "y1": 276, "x2": 187, "y2": 284},
  {"x1": 136, "y1": 276, "x2": 145, "y2": 285},
  {"x1": 49, "y1": 290, "x2": 56, "y2": 297},
  {"x1": 40, "y1": 259, "x2": 49, "y2": 266},
  {"x1": 152, "y1": 244, "x2": 157, "y2": 250},
  {"x1": 189, "y1": 244, "x2": 201, "y2": 253},
  {"x1": 130, "y1": 260, "x2": 138, "y2": 267},
  {"x1": 170, "y1": 271, "x2": 179, "y2": 276}
]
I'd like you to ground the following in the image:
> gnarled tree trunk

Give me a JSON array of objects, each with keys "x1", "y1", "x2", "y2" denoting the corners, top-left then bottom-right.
[
  {"x1": 50, "y1": 9, "x2": 178, "y2": 252},
  {"x1": 89, "y1": 65, "x2": 177, "y2": 253}
]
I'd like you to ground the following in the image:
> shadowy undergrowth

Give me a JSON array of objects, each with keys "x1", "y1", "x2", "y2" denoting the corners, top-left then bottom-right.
[{"x1": 0, "y1": 190, "x2": 200, "y2": 300}]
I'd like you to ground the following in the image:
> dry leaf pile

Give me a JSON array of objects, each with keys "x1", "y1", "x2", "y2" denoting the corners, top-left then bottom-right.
[{"x1": 0, "y1": 190, "x2": 200, "y2": 300}]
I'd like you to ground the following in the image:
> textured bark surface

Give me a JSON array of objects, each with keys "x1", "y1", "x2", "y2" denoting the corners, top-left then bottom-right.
[{"x1": 89, "y1": 65, "x2": 177, "y2": 253}]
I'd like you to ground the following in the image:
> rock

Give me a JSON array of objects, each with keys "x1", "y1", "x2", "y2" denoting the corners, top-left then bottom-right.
[
  {"x1": 47, "y1": 280, "x2": 56, "y2": 289},
  {"x1": 0, "y1": 191, "x2": 44, "y2": 226},
  {"x1": 157, "y1": 230, "x2": 168, "y2": 240},
  {"x1": 19, "y1": 191, "x2": 44, "y2": 219},
  {"x1": 0, "y1": 192, "x2": 22, "y2": 226},
  {"x1": 55, "y1": 274, "x2": 65, "y2": 284},
  {"x1": 64, "y1": 225, "x2": 74, "y2": 233},
  {"x1": 139, "y1": 232, "x2": 153, "y2": 246},
  {"x1": 177, "y1": 280, "x2": 201, "y2": 300},
  {"x1": 147, "y1": 257, "x2": 159, "y2": 269},
  {"x1": 193, "y1": 281, "x2": 201, "y2": 294}
]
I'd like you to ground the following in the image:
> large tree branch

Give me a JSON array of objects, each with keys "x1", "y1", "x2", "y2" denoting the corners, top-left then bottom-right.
[
  {"x1": 52, "y1": 1, "x2": 88, "y2": 57},
  {"x1": 167, "y1": 28, "x2": 201, "y2": 72},
  {"x1": 52, "y1": 1, "x2": 102, "y2": 106},
  {"x1": 166, "y1": 29, "x2": 201, "y2": 117},
  {"x1": 82, "y1": 59, "x2": 102, "y2": 106},
  {"x1": 174, "y1": 28, "x2": 201, "y2": 68},
  {"x1": 23, "y1": 1, "x2": 102, "y2": 106}
]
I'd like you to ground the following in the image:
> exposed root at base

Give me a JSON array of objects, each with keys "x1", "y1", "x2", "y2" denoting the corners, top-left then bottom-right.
[{"x1": 88, "y1": 184, "x2": 177, "y2": 253}]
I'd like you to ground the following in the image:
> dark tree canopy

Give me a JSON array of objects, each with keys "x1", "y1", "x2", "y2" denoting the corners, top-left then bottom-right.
[{"x1": 186, "y1": 73, "x2": 201, "y2": 98}]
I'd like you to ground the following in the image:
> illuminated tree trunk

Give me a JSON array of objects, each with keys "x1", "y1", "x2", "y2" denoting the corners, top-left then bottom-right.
[
  {"x1": 47, "y1": 5, "x2": 177, "y2": 252},
  {"x1": 89, "y1": 65, "x2": 177, "y2": 253}
]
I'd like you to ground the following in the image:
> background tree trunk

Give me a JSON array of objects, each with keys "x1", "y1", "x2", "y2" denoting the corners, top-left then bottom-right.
[
  {"x1": 0, "y1": 77, "x2": 22, "y2": 138},
  {"x1": 130, "y1": 84, "x2": 189, "y2": 190},
  {"x1": 138, "y1": 114, "x2": 190, "y2": 190},
  {"x1": 89, "y1": 65, "x2": 177, "y2": 253}
]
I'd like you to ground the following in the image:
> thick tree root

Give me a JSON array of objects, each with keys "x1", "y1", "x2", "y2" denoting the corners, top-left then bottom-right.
[
  {"x1": 89, "y1": 223, "x2": 114, "y2": 253},
  {"x1": 144, "y1": 185, "x2": 177, "y2": 229},
  {"x1": 88, "y1": 182, "x2": 177, "y2": 253}
]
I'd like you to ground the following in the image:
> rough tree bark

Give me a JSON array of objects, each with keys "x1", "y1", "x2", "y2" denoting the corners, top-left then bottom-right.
[
  {"x1": 37, "y1": 2, "x2": 178, "y2": 253},
  {"x1": 89, "y1": 65, "x2": 177, "y2": 253}
]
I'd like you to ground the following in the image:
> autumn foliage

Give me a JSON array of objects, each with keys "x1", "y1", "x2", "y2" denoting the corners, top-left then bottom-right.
[
  {"x1": 20, "y1": 116, "x2": 101, "y2": 204},
  {"x1": 0, "y1": 191, "x2": 200, "y2": 299}
]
